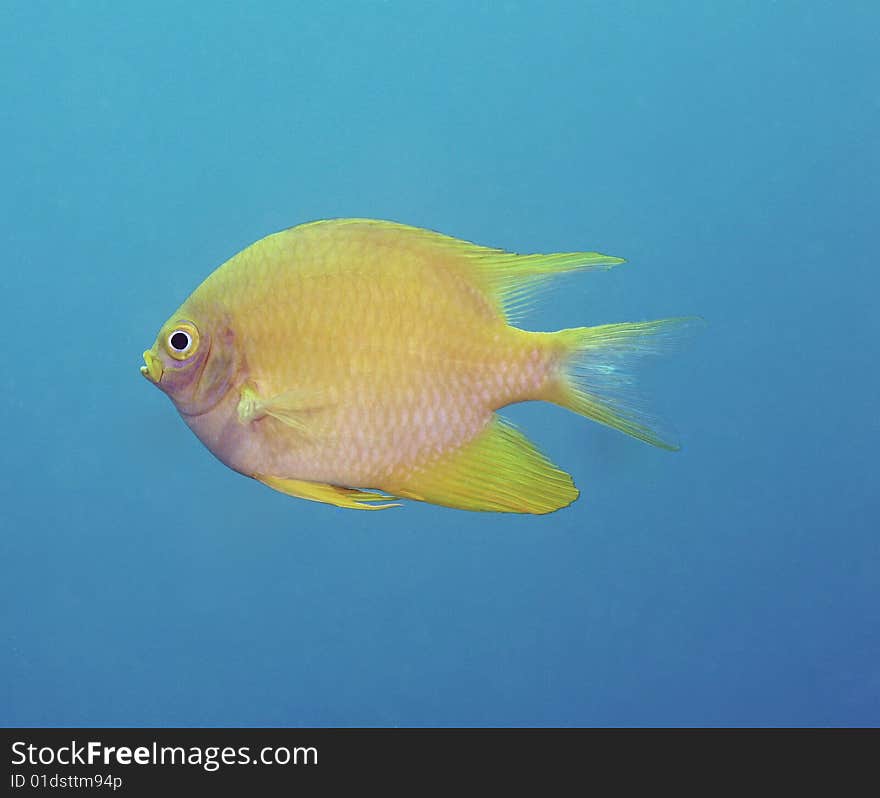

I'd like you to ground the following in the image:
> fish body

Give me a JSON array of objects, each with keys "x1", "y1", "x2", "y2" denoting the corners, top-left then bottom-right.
[{"x1": 142, "y1": 219, "x2": 688, "y2": 513}]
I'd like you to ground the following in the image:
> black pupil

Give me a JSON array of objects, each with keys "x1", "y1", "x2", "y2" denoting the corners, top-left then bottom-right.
[{"x1": 170, "y1": 331, "x2": 190, "y2": 351}]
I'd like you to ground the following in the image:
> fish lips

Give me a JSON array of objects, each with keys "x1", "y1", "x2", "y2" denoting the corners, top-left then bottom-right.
[{"x1": 140, "y1": 350, "x2": 164, "y2": 384}]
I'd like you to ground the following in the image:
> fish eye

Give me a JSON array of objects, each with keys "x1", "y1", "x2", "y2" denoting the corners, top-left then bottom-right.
[
  {"x1": 165, "y1": 322, "x2": 200, "y2": 361},
  {"x1": 169, "y1": 331, "x2": 190, "y2": 351}
]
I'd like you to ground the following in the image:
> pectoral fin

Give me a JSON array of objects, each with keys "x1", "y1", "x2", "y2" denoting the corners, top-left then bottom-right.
[
  {"x1": 255, "y1": 474, "x2": 401, "y2": 510},
  {"x1": 238, "y1": 385, "x2": 330, "y2": 438}
]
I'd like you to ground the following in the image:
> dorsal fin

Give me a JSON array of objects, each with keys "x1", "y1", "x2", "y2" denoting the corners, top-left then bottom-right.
[{"x1": 297, "y1": 219, "x2": 625, "y2": 322}]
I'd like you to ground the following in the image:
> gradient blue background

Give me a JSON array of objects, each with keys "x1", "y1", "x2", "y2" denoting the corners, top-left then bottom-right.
[{"x1": 2, "y1": 1, "x2": 877, "y2": 727}]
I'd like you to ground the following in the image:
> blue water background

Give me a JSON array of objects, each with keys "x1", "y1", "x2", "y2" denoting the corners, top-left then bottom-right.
[{"x1": 1, "y1": 1, "x2": 877, "y2": 726}]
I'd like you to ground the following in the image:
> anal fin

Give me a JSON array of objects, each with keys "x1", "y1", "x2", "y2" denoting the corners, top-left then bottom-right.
[
  {"x1": 396, "y1": 416, "x2": 578, "y2": 514},
  {"x1": 255, "y1": 474, "x2": 401, "y2": 510}
]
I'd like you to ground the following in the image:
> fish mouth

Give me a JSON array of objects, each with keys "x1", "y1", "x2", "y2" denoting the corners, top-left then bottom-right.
[{"x1": 140, "y1": 350, "x2": 164, "y2": 383}]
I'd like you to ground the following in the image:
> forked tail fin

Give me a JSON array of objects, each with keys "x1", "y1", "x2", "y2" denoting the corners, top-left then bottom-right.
[{"x1": 548, "y1": 318, "x2": 700, "y2": 450}]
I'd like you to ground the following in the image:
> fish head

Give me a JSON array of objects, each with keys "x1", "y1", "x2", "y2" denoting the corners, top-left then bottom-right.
[{"x1": 141, "y1": 307, "x2": 242, "y2": 416}]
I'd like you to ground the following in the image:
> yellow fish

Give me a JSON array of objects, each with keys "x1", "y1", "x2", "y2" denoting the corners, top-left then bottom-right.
[{"x1": 141, "y1": 219, "x2": 689, "y2": 514}]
